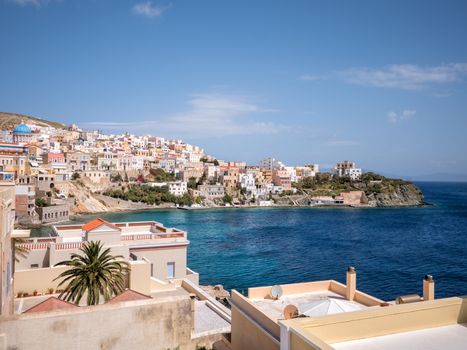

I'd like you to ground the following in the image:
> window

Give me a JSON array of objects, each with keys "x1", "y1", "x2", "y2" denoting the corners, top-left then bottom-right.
[
  {"x1": 167, "y1": 262, "x2": 175, "y2": 279},
  {"x1": 30, "y1": 264, "x2": 39, "y2": 269}
]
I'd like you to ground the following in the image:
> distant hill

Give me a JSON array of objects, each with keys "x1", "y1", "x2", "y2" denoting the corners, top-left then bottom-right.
[{"x1": 0, "y1": 112, "x2": 66, "y2": 131}]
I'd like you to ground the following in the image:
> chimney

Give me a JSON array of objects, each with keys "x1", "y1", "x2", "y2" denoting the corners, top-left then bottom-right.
[
  {"x1": 189, "y1": 293, "x2": 196, "y2": 332},
  {"x1": 346, "y1": 266, "x2": 356, "y2": 301},
  {"x1": 423, "y1": 275, "x2": 435, "y2": 301}
]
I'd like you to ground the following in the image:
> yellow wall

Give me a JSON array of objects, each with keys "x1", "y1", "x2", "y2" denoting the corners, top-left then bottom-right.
[
  {"x1": 231, "y1": 306, "x2": 279, "y2": 350},
  {"x1": 128, "y1": 260, "x2": 151, "y2": 295},
  {"x1": 14, "y1": 265, "x2": 68, "y2": 294},
  {"x1": 231, "y1": 290, "x2": 280, "y2": 350},
  {"x1": 248, "y1": 281, "x2": 332, "y2": 299},
  {"x1": 289, "y1": 297, "x2": 465, "y2": 345}
]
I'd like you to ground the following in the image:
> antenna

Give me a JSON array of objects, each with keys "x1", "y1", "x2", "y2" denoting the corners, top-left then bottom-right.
[
  {"x1": 271, "y1": 285, "x2": 283, "y2": 300},
  {"x1": 283, "y1": 304, "x2": 299, "y2": 320}
]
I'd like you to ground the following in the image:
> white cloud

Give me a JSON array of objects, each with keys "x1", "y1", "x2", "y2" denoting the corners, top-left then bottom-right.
[
  {"x1": 299, "y1": 75, "x2": 321, "y2": 81},
  {"x1": 132, "y1": 1, "x2": 170, "y2": 18},
  {"x1": 340, "y1": 63, "x2": 467, "y2": 90},
  {"x1": 388, "y1": 110, "x2": 416, "y2": 123},
  {"x1": 10, "y1": 0, "x2": 49, "y2": 6},
  {"x1": 82, "y1": 93, "x2": 285, "y2": 138},
  {"x1": 388, "y1": 111, "x2": 398, "y2": 123}
]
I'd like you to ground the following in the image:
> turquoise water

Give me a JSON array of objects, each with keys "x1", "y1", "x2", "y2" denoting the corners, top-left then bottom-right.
[{"x1": 37, "y1": 182, "x2": 467, "y2": 301}]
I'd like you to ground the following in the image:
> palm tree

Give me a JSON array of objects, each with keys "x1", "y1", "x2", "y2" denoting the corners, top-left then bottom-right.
[
  {"x1": 14, "y1": 237, "x2": 30, "y2": 263},
  {"x1": 54, "y1": 241, "x2": 130, "y2": 305}
]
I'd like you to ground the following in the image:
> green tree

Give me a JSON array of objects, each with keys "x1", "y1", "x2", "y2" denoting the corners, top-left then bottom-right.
[
  {"x1": 111, "y1": 173, "x2": 123, "y2": 183},
  {"x1": 35, "y1": 197, "x2": 49, "y2": 207},
  {"x1": 187, "y1": 177, "x2": 197, "y2": 189},
  {"x1": 54, "y1": 241, "x2": 130, "y2": 305},
  {"x1": 223, "y1": 194, "x2": 233, "y2": 204},
  {"x1": 71, "y1": 172, "x2": 80, "y2": 180}
]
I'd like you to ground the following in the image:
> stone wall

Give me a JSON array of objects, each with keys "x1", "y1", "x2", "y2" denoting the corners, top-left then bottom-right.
[{"x1": 0, "y1": 295, "x2": 223, "y2": 350}]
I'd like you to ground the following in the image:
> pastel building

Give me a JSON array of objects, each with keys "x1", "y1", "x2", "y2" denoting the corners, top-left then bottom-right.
[
  {"x1": 334, "y1": 161, "x2": 361, "y2": 179},
  {"x1": 272, "y1": 170, "x2": 292, "y2": 190},
  {"x1": 14, "y1": 218, "x2": 196, "y2": 295},
  {"x1": 197, "y1": 184, "x2": 225, "y2": 199},
  {"x1": 231, "y1": 268, "x2": 384, "y2": 350},
  {"x1": 1, "y1": 182, "x2": 30, "y2": 316},
  {"x1": 4, "y1": 217, "x2": 231, "y2": 349},
  {"x1": 230, "y1": 267, "x2": 467, "y2": 350}
]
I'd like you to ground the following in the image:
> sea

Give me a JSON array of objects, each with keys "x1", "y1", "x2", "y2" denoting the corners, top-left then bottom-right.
[{"x1": 34, "y1": 181, "x2": 467, "y2": 301}]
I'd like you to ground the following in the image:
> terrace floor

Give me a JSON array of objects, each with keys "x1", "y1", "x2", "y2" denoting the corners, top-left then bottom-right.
[
  {"x1": 250, "y1": 290, "x2": 367, "y2": 321},
  {"x1": 332, "y1": 324, "x2": 467, "y2": 350}
]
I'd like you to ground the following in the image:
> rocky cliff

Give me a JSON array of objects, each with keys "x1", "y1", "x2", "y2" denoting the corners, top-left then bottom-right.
[
  {"x1": 366, "y1": 182, "x2": 424, "y2": 207},
  {"x1": 278, "y1": 173, "x2": 425, "y2": 208}
]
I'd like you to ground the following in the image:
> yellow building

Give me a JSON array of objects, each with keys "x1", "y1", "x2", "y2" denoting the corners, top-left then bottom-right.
[
  {"x1": 230, "y1": 267, "x2": 467, "y2": 350},
  {"x1": 231, "y1": 267, "x2": 383, "y2": 350}
]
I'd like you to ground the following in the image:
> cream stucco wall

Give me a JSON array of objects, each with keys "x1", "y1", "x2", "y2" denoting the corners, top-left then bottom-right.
[
  {"x1": 129, "y1": 260, "x2": 151, "y2": 295},
  {"x1": 130, "y1": 245, "x2": 187, "y2": 281},
  {"x1": 14, "y1": 265, "x2": 68, "y2": 295},
  {"x1": 284, "y1": 296, "x2": 467, "y2": 347},
  {"x1": 231, "y1": 290, "x2": 280, "y2": 350},
  {"x1": 0, "y1": 295, "x2": 218, "y2": 350}
]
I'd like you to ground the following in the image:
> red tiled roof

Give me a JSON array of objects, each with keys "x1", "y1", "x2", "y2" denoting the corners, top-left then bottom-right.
[
  {"x1": 82, "y1": 218, "x2": 121, "y2": 233},
  {"x1": 107, "y1": 290, "x2": 152, "y2": 304},
  {"x1": 24, "y1": 297, "x2": 78, "y2": 314}
]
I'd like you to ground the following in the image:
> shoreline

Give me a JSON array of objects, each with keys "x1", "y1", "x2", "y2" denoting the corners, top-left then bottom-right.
[
  {"x1": 22, "y1": 198, "x2": 431, "y2": 230},
  {"x1": 70, "y1": 200, "x2": 429, "y2": 217}
]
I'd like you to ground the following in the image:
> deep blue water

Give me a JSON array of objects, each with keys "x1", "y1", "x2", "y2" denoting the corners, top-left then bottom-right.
[{"x1": 43, "y1": 182, "x2": 467, "y2": 301}]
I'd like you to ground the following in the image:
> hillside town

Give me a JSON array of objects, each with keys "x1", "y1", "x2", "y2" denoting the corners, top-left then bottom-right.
[{"x1": 0, "y1": 118, "x2": 385, "y2": 226}]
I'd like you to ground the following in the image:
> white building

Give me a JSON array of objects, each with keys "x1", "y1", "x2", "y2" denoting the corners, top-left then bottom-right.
[
  {"x1": 239, "y1": 173, "x2": 256, "y2": 193},
  {"x1": 284, "y1": 166, "x2": 298, "y2": 183},
  {"x1": 345, "y1": 168, "x2": 362, "y2": 180},
  {"x1": 168, "y1": 181, "x2": 188, "y2": 197},
  {"x1": 259, "y1": 157, "x2": 285, "y2": 170}
]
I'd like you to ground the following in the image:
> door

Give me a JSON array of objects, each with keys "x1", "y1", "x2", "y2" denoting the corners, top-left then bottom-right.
[{"x1": 167, "y1": 262, "x2": 175, "y2": 279}]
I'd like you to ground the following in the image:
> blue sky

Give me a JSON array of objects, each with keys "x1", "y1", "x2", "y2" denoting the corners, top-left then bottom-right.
[{"x1": 1, "y1": 0, "x2": 467, "y2": 178}]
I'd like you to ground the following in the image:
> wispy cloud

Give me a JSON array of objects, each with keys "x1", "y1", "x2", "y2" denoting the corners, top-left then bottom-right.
[
  {"x1": 10, "y1": 0, "x2": 51, "y2": 6},
  {"x1": 82, "y1": 93, "x2": 285, "y2": 138},
  {"x1": 388, "y1": 110, "x2": 416, "y2": 123},
  {"x1": 339, "y1": 63, "x2": 467, "y2": 90},
  {"x1": 299, "y1": 75, "x2": 322, "y2": 81},
  {"x1": 132, "y1": 1, "x2": 171, "y2": 18}
]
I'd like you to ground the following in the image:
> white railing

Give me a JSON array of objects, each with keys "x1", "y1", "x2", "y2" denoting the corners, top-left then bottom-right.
[{"x1": 55, "y1": 242, "x2": 84, "y2": 250}]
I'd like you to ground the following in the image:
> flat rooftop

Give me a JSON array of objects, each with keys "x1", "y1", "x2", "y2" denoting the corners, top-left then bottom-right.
[
  {"x1": 332, "y1": 324, "x2": 467, "y2": 350},
  {"x1": 250, "y1": 290, "x2": 367, "y2": 321},
  {"x1": 194, "y1": 300, "x2": 231, "y2": 335}
]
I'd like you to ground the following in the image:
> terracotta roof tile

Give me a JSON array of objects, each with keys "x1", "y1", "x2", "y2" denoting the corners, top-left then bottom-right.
[
  {"x1": 24, "y1": 297, "x2": 78, "y2": 314},
  {"x1": 107, "y1": 290, "x2": 152, "y2": 304},
  {"x1": 82, "y1": 218, "x2": 120, "y2": 233}
]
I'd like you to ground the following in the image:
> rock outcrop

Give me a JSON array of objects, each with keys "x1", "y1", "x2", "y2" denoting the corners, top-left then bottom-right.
[{"x1": 366, "y1": 182, "x2": 424, "y2": 207}]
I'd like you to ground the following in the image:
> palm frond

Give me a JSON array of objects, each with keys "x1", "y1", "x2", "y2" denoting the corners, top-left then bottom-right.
[{"x1": 53, "y1": 241, "x2": 131, "y2": 305}]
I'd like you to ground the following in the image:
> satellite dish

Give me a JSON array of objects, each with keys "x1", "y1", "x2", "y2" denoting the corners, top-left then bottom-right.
[
  {"x1": 271, "y1": 285, "x2": 283, "y2": 300},
  {"x1": 283, "y1": 304, "x2": 299, "y2": 320}
]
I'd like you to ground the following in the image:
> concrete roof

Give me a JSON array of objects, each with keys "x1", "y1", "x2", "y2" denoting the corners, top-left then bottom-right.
[
  {"x1": 251, "y1": 290, "x2": 366, "y2": 321},
  {"x1": 332, "y1": 324, "x2": 467, "y2": 350},
  {"x1": 194, "y1": 300, "x2": 231, "y2": 336}
]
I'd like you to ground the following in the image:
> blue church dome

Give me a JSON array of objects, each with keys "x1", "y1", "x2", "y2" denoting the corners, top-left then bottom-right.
[{"x1": 13, "y1": 121, "x2": 32, "y2": 134}]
